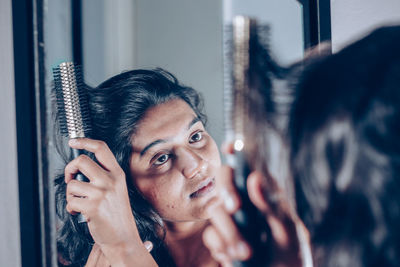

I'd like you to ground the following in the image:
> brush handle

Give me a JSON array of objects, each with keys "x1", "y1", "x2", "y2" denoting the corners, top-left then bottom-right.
[
  {"x1": 71, "y1": 147, "x2": 89, "y2": 223},
  {"x1": 232, "y1": 151, "x2": 271, "y2": 267}
]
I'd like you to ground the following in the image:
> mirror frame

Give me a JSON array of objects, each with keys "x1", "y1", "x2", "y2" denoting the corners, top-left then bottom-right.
[
  {"x1": 300, "y1": 0, "x2": 332, "y2": 50},
  {"x1": 12, "y1": 0, "x2": 56, "y2": 266}
]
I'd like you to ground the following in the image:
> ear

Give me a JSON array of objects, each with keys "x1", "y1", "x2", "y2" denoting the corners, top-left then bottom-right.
[
  {"x1": 247, "y1": 171, "x2": 297, "y2": 251},
  {"x1": 247, "y1": 171, "x2": 270, "y2": 214}
]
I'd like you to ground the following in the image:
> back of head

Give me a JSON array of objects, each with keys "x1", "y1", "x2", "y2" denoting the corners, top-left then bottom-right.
[{"x1": 289, "y1": 26, "x2": 400, "y2": 266}]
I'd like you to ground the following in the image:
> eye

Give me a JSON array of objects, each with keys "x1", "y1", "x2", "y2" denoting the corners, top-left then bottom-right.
[
  {"x1": 189, "y1": 131, "x2": 203, "y2": 143},
  {"x1": 153, "y1": 153, "x2": 170, "y2": 166}
]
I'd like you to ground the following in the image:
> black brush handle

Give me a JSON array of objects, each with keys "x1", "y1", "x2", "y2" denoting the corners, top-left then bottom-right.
[
  {"x1": 232, "y1": 151, "x2": 271, "y2": 266},
  {"x1": 71, "y1": 147, "x2": 89, "y2": 223}
]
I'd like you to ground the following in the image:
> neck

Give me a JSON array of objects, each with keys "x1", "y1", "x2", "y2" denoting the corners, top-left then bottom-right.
[
  {"x1": 164, "y1": 220, "x2": 217, "y2": 267},
  {"x1": 165, "y1": 220, "x2": 208, "y2": 241}
]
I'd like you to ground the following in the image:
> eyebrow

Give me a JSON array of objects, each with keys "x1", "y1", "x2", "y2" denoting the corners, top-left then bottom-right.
[
  {"x1": 139, "y1": 116, "x2": 201, "y2": 157},
  {"x1": 188, "y1": 116, "x2": 201, "y2": 130}
]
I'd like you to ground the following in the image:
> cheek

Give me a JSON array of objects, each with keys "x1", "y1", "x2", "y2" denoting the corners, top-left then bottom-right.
[
  {"x1": 134, "y1": 175, "x2": 185, "y2": 215},
  {"x1": 206, "y1": 139, "x2": 221, "y2": 167}
]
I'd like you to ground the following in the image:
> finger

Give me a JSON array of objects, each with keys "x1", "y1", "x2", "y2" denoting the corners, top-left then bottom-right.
[
  {"x1": 66, "y1": 179, "x2": 103, "y2": 200},
  {"x1": 69, "y1": 138, "x2": 120, "y2": 174},
  {"x1": 85, "y1": 244, "x2": 102, "y2": 267},
  {"x1": 64, "y1": 155, "x2": 111, "y2": 187},
  {"x1": 247, "y1": 171, "x2": 292, "y2": 249},
  {"x1": 66, "y1": 197, "x2": 88, "y2": 216},
  {"x1": 66, "y1": 196, "x2": 100, "y2": 221},
  {"x1": 143, "y1": 241, "x2": 153, "y2": 252},
  {"x1": 219, "y1": 255, "x2": 233, "y2": 267},
  {"x1": 246, "y1": 171, "x2": 271, "y2": 214},
  {"x1": 217, "y1": 165, "x2": 241, "y2": 213},
  {"x1": 221, "y1": 142, "x2": 234, "y2": 155},
  {"x1": 86, "y1": 244, "x2": 111, "y2": 267},
  {"x1": 97, "y1": 249, "x2": 112, "y2": 267},
  {"x1": 208, "y1": 204, "x2": 252, "y2": 260},
  {"x1": 202, "y1": 226, "x2": 231, "y2": 264},
  {"x1": 66, "y1": 189, "x2": 112, "y2": 222}
]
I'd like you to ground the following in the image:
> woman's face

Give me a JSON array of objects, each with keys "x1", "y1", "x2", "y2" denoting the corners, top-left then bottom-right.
[{"x1": 129, "y1": 99, "x2": 221, "y2": 222}]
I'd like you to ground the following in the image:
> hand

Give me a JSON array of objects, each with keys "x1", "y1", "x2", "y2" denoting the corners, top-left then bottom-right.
[
  {"x1": 66, "y1": 138, "x2": 157, "y2": 266},
  {"x1": 85, "y1": 241, "x2": 154, "y2": 267},
  {"x1": 203, "y1": 165, "x2": 308, "y2": 267},
  {"x1": 85, "y1": 243, "x2": 111, "y2": 267}
]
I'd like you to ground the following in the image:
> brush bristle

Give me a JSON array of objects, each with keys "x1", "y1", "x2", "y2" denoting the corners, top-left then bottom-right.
[
  {"x1": 223, "y1": 23, "x2": 234, "y2": 141},
  {"x1": 224, "y1": 18, "x2": 271, "y2": 142},
  {"x1": 232, "y1": 16, "x2": 256, "y2": 141},
  {"x1": 53, "y1": 62, "x2": 92, "y2": 138}
]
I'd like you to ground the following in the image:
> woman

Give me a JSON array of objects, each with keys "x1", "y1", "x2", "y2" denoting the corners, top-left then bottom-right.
[{"x1": 55, "y1": 69, "x2": 222, "y2": 266}]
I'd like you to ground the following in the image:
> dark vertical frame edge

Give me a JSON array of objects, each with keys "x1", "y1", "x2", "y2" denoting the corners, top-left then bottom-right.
[
  {"x1": 318, "y1": 0, "x2": 332, "y2": 44},
  {"x1": 11, "y1": 0, "x2": 41, "y2": 266},
  {"x1": 12, "y1": 0, "x2": 55, "y2": 266},
  {"x1": 33, "y1": 0, "x2": 58, "y2": 265},
  {"x1": 299, "y1": 0, "x2": 332, "y2": 52},
  {"x1": 72, "y1": 0, "x2": 83, "y2": 67}
]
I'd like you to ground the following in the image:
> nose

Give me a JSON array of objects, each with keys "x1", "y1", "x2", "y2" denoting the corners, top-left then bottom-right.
[{"x1": 176, "y1": 147, "x2": 207, "y2": 179}]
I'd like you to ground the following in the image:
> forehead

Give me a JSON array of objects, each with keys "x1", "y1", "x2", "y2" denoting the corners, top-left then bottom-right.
[{"x1": 131, "y1": 99, "x2": 198, "y2": 146}]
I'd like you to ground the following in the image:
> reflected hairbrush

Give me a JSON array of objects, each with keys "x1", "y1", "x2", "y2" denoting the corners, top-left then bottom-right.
[
  {"x1": 224, "y1": 16, "x2": 273, "y2": 266},
  {"x1": 53, "y1": 62, "x2": 92, "y2": 223}
]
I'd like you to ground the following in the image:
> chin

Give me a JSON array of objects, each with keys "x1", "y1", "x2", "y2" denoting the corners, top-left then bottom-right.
[{"x1": 196, "y1": 194, "x2": 220, "y2": 220}]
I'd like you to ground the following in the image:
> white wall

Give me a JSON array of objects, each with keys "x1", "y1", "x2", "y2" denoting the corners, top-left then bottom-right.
[
  {"x1": 45, "y1": 0, "x2": 74, "y2": 178},
  {"x1": 83, "y1": 0, "x2": 137, "y2": 86},
  {"x1": 331, "y1": 0, "x2": 400, "y2": 52},
  {"x1": 223, "y1": 0, "x2": 304, "y2": 65},
  {"x1": 0, "y1": 0, "x2": 21, "y2": 266},
  {"x1": 134, "y1": 0, "x2": 224, "y2": 145}
]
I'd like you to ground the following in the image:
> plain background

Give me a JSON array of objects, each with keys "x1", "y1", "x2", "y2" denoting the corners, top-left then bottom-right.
[{"x1": 0, "y1": 0, "x2": 21, "y2": 266}]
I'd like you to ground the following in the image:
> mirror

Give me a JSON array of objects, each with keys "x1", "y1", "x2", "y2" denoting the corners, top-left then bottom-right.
[{"x1": 44, "y1": 0, "x2": 305, "y2": 265}]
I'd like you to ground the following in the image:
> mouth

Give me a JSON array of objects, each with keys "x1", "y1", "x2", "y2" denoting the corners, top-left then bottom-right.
[{"x1": 189, "y1": 177, "x2": 216, "y2": 199}]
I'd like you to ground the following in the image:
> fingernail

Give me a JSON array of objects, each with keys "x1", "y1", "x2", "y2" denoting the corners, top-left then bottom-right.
[
  {"x1": 222, "y1": 189, "x2": 235, "y2": 212},
  {"x1": 214, "y1": 252, "x2": 229, "y2": 262},
  {"x1": 225, "y1": 154, "x2": 236, "y2": 168},
  {"x1": 69, "y1": 139, "x2": 78, "y2": 146},
  {"x1": 236, "y1": 241, "x2": 251, "y2": 258},
  {"x1": 144, "y1": 241, "x2": 153, "y2": 252},
  {"x1": 227, "y1": 245, "x2": 236, "y2": 258}
]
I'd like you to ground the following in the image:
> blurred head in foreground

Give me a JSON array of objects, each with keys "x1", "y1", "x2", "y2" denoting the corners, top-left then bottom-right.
[
  {"x1": 290, "y1": 26, "x2": 400, "y2": 266},
  {"x1": 247, "y1": 26, "x2": 400, "y2": 266}
]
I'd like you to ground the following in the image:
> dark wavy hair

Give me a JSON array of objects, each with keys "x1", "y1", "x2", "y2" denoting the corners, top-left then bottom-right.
[
  {"x1": 243, "y1": 25, "x2": 400, "y2": 266},
  {"x1": 289, "y1": 26, "x2": 400, "y2": 266},
  {"x1": 55, "y1": 69, "x2": 206, "y2": 267}
]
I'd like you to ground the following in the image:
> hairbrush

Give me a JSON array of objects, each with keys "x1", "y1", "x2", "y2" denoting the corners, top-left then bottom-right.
[
  {"x1": 53, "y1": 62, "x2": 91, "y2": 223},
  {"x1": 224, "y1": 16, "x2": 273, "y2": 266}
]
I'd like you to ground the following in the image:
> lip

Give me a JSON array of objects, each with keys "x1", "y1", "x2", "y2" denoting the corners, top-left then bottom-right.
[{"x1": 190, "y1": 177, "x2": 216, "y2": 198}]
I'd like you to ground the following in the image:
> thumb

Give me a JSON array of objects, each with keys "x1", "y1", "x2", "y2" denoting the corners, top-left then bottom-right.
[{"x1": 143, "y1": 241, "x2": 154, "y2": 252}]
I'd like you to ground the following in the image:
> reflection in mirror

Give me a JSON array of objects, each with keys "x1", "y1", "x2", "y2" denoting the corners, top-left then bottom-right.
[
  {"x1": 44, "y1": 1, "x2": 306, "y2": 266},
  {"x1": 223, "y1": 0, "x2": 304, "y2": 66},
  {"x1": 221, "y1": 0, "x2": 305, "y2": 210},
  {"x1": 46, "y1": 0, "x2": 306, "y2": 178}
]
